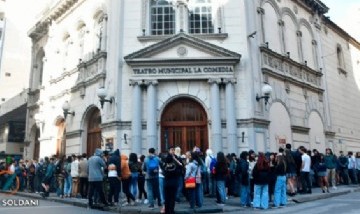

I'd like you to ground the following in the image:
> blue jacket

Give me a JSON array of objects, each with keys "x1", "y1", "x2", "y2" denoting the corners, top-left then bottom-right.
[{"x1": 88, "y1": 149, "x2": 106, "y2": 182}]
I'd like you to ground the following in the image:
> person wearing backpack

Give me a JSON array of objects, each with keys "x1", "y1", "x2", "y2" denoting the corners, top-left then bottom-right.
[
  {"x1": 205, "y1": 149, "x2": 217, "y2": 197},
  {"x1": 143, "y1": 148, "x2": 161, "y2": 209}
]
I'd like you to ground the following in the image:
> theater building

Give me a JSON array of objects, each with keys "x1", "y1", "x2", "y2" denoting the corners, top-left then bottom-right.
[{"x1": 24, "y1": 0, "x2": 360, "y2": 159}]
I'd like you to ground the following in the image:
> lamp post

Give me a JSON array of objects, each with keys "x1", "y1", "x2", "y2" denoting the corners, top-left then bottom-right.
[
  {"x1": 62, "y1": 101, "x2": 75, "y2": 119},
  {"x1": 256, "y1": 83, "x2": 273, "y2": 106},
  {"x1": 96, "y1": 87, "x2": 113, "y2": 109}
]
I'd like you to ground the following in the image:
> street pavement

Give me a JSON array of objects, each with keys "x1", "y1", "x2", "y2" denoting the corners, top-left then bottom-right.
[
  {"x1": 0, "y1": 185, "x2": 359, "y2": 213},
  {"x1": 225, "y1": 191, "x2": 360, "y2": 214}
]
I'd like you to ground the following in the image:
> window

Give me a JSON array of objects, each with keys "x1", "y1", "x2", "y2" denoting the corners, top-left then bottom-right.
[
  {"x1": 189, "y1": 0, "x2": 214, "y2": 34},
  {"x1": 337, "y1": 45, "x2": 345, "y2": 69},
  {"x1": 150, "y1": 0, "x2": 175, "y2": 35},
  {"x1": 336, "y1": 44, "x2": 347, "y2": 75},
  {"x1": 78, "y1": 23, "x2": 86, "y2": 59}
]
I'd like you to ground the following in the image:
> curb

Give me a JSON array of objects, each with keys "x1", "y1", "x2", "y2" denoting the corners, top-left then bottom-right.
[
  {"x1": 2, "y1": 191, "x2": 223, "y2": 214},
  {"x1": 292, "y1": 188, "x2": 360, "y2": 203}
]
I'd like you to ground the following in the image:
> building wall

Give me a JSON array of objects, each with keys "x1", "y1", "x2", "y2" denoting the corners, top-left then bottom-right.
[{"x1": 23, "y1": 0, "x2": 360, "y2": 159}]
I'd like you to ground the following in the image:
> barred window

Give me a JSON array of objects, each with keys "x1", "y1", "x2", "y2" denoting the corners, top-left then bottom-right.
[
  {"x1": 189, "y1": 0, "x2": 214, "y2": 34},
  {"x1": 150, "y1": 0, "x2": 175, "y2": 35}
]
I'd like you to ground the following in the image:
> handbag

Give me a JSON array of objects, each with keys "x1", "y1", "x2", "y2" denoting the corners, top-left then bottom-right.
[{"x1": 185, "y1": 176, "x2": 196, "y2": 189}]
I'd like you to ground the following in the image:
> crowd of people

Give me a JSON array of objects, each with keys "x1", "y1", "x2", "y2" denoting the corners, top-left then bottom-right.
[{"x1": 1, "y1": 144, "x2": 360, "y2": 213}]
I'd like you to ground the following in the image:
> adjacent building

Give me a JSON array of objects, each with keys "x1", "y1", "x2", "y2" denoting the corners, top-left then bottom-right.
[{"x1": 23, "y1": 0, "x2": 360, "y2": 160}]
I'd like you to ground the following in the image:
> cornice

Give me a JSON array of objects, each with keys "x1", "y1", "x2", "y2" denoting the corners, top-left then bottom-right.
[
  {"x1": 296, "y1": 0, "x2": 329, "y2": 15},
  {"x1": 100, "y1": 121, "x2": 132, "y2": 130},
  {"x1": 291, "y1": 125, "x2": 310, "y2": 134},
  {"x1": 65, "y1": 129, "x2": 83, "y2": 139},
  {"x1": 237, "y1": 118, "x2": 271, "y2": 128}
]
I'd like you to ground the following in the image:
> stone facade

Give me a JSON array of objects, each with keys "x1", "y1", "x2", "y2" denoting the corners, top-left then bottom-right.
[{"x1": 23, "y1": 0, "x2": 360, "y2": 159}]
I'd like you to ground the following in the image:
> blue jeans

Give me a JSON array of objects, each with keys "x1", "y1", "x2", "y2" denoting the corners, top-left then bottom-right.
[
  {"x1": 188, "y1": 183, "x2": 203, "y2": 208},
  {"x1": 216, "y1": 180, "x2": 226, "y2": 204},
  {"x1": 159, "y1": 176, "x2": 165, "y2": 204},
  {"x1": 130, "y1": 172, "x2": 139, "y2": 197},
  {"x1": 240, "y1": 185, "x2": 250, "y2": 206},
  {"x1": 146, "y1": 178, "x2": 161, "y2": 207},
  {"x1": 64, "y1": 175, "x2": 72, "y2": 196},
  {"x1": 253, "y1": 184, "x2": 269, "y2": 209},
  {"x1": 273, "y1": 176, "x2": 287, "y2": 207}
]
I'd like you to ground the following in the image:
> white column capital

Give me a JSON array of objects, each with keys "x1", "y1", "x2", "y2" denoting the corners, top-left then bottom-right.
[
  {"x1": 208, "y1": 78, "x2": 222, "y2": 84},
  {"x1": 129, "y1": 79, "x2": 143, "y2": 86},
  {"x1": 223, "y1": 78, "x2": 237, "y2": 84},
  {"x1": 144, "y1": 79, "x2": 158, "y2": 86}
]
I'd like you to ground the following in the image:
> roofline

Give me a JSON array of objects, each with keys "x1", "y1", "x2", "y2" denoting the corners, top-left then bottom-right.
[{"x1": 323, "y1": 17, "x2": 360, "y2": 49}]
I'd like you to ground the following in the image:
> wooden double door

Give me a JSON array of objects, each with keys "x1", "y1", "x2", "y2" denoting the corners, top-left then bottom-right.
[
  {"x1": 87, "y1": 108, "x2": 102, "y2": 156},
  {"x1": 161, "y1": 98, "x2": 208, "y2": 153}
]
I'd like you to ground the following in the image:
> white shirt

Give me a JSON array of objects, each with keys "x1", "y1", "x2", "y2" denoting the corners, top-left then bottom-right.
[
  {"x1": 71, "y1": 159, "x2": 79, "y2": 177},
  {"x1": 348, "y1": 156, "x2": 356, "y2": 169},
  {"x1": 301, "y1": 153, "x2": 311, "y2": 172}
]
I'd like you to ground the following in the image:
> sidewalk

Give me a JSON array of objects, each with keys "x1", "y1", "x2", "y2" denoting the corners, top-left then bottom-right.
[{"x1": 2, "y1": 185, "x2": 360, "y2": 213}]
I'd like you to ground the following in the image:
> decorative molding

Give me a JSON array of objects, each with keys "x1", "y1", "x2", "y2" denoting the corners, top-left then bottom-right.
[
  {"x1": 65, "y1": 130, "x2": 83, "y2": 139},
  {"x1": 49, "y1": 68, "x2": 78, "y2": 84},
  {"x1": 126, "y1": 33, "x2": 240, "y2": 67},
  {"x1": 100, "y1": 121, "x2": 132, "y2": 130},
  {"x1": 137, "y1": 33, "x2": 228, "y2": 42},
  {"x1": 260, "y1": 46, "x2": 324, "y2": 94},
  {"x1": 291, "y1": 125, "x2": 310, "y2": 134},
  {"x1": 325, "y1": 130, "x2": 336, "y2": 137},
  {"x1": 237, "y1": 118, "x2": 271, "y2": 128}
]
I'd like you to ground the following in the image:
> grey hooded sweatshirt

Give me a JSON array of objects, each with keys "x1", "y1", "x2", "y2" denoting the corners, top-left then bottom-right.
[{"x1": 88, "y1": 148, "x2": 106, "y2": 182}]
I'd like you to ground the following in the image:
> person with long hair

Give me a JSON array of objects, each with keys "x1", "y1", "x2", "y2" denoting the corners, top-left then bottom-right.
[
  {"x1": 184, "y1": 152, "x2": 202, "y2": 209},
  {"x1": 63, "y1": 156, "x2": 72, "y2": 198},
  {"x1": 237, "y1": 151, "x2": 250, "y2": 207},
  {"x1": 138, "y1": 155, "x2": 148, "y2": 204},
  {"x1": 248, "y1": 150, "x2": 256, "y2": 201},
  {"x1": 284, "y1": 149, "x2": 297, "y2": 196},
  {"x1": 129, "y1": 153, "x2": 140, "y2": 201},
  {"x1": 213, "y1": 152, "x2": 229, "y2": 205},
  {"x1": 252, "y1": 152, "x2": 270, "y2": 209},
  {"x1": 314, "y1": 153, "x2": 330, "y2": 193},
  {"x1": 273, "y1": 155, "x2": 287, "y2": 208}
]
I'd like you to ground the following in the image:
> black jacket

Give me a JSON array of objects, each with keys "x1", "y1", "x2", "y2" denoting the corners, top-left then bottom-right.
[{"x1": 108, "y1": 149, "x2": 121, "y2": 177}]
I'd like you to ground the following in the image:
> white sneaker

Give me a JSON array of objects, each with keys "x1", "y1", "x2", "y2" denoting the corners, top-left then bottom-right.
[
  {"x1": 136, "y1": 199, "x2": 141, "y2": 203},
  {"x1": 122, "y1": 202, "x2": 129, "y2": 207},
  {"x1": 143, "y1": 199, "x2": 149, "y2": 204},
  {"x1": 332, "y1": 186, "x2": 337, "y2": 190}
]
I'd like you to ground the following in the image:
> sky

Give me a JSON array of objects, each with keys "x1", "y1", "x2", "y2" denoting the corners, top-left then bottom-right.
[{"x1": 322, "y1": 0, "x2": 360, "y2": 41}]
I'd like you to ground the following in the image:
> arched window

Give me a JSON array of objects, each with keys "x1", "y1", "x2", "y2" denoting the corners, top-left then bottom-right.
[
  {"x1": 62, "y1": 33, "x2": 71, "y2": 71},
  {"x1": 337, "y1": 45, "x2": 345, "y2": 69},
  {"x1": 150, "y1": 0, "x2": 175, "y2": 35},
  {"x1": 77, "y1": 22, "x2": 86, "y2": 60},
  {"x1": 93, "y1": 14, "x2": 104, "y2": 52},
  {"x1": 188, "y1": 0, "x2": 214, "y2": 34}
]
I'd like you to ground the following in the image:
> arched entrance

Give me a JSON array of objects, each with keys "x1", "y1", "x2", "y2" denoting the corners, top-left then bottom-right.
[
  {"x1": 86, "y1": 108, "x2": 102, "y2": 156},
  {"x1": 161, "y1": 98, "x2": 208, "y2": 153},
  {"x1": 55, "y1": 118, "x2": 66, "y2": 157}
]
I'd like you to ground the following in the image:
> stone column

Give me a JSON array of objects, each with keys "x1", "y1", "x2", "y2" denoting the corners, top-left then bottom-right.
[
  {"x1": 209, "y1": 78, "x2": 222, "y2": 153},
  {"x1": 146, "y1": 80, "x2": 158, "y2": 151},
  {"x1": 225, "y1": 78, "x2": 237, "y2": 153},
  {"x1": 130, "y1": 80, "x2": 142, "y2": 154}
]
